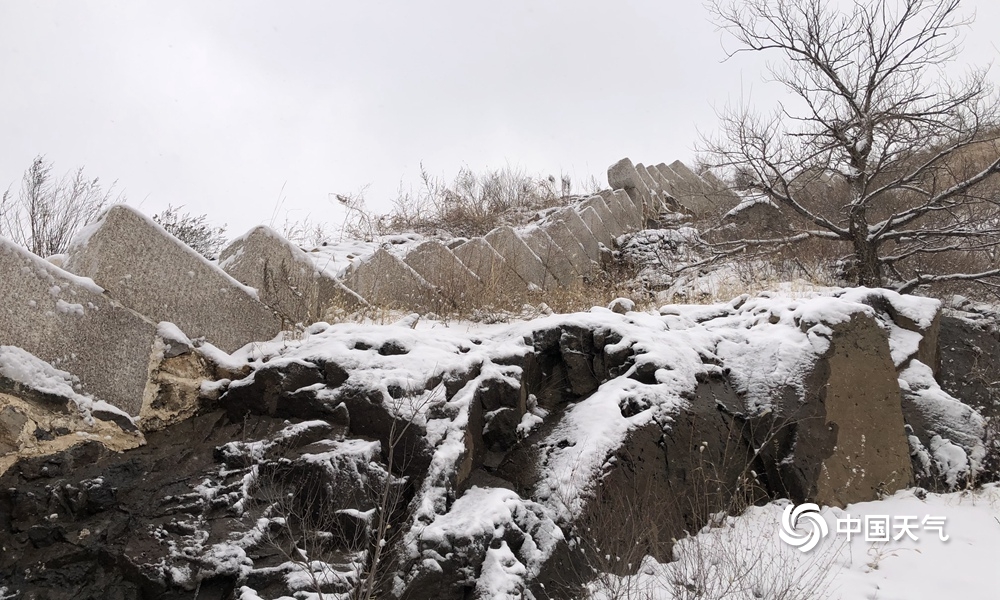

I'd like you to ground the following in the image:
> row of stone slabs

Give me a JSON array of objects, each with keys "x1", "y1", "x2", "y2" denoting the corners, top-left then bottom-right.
[
  {"x1": 0, "y1": 193, "x2": 642, "y2": 414},
  {"x1": 609, "y1": 157, "x2": 739, "y2": 219},
  {"x1": 0, "y1": 159, "x2": 725, "y2": 414},
  {"x1": 227, "y1": 188, "x2": 650, "y2": 318}
]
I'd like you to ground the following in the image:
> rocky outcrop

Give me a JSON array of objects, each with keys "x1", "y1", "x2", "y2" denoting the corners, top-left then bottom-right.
[{"x1": 0, "y1": 291, "x2": 992, "y2": 599}]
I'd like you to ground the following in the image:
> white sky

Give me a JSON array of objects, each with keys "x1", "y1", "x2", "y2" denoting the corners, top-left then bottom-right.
[{"x1": 2, "y1": 1, "x2": 999, "y2": 239}]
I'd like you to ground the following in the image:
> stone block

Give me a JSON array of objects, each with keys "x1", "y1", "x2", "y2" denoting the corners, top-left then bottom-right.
[
  {"x1": 635, "y1": 164, "x2": 665, "y2": 212},
  {"x1": 484, "y1": 226, "x2": 555, "y2": 290},
  {"x1": 342, "y1": 248, "x2": 440, "y2": 310},
  {"x1": 541, "y1": 218, "x2": 594, "y2": 277},
  {"x1": 667, "y1": 160, "x2": 729, "y2": 216},
  {"x1": 606, "y1": 189, "x2": 643, "y2": 231},
  {"x1": 403, "y1": 241, "x2": 486, "y2": 306},
  {"x1": 579, "y1": 195, "x2": 624, "y2": 238},
  {"x1": 452, "y1": 238, "x2": 530, "y2": 296},
  {"x1": 760, "y1": 312, "x2": 913, "y2": 506},
  {"x1": 578, "y1": 206, "x2": 614, "y2": 249},
  {"x1": 63, "y1": 206, "x2": 283, "y2": 353},
  {"x1": 608, "y1": 158, "x2": 654, "y2": 223},
  {"x1": 555, "y1": 208, "x2": 601, "y2": 262},
  {"x1": 0, "y1": 237, "x2": 157, "y2": 414},
  {"x1": 219, "y1": 225, "x2": 366, "y2": 326},
  {"x1": 519, "y1": 226, "x2": 581, "y2": 287}
]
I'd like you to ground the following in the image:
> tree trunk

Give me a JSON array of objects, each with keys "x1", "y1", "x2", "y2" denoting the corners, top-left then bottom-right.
[{"x1": 850, "y1": 220, "x2": 882, "y2": 287}]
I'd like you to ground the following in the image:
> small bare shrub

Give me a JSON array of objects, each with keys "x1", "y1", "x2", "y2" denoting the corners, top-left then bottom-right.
[
  {"x1": 1, "y1": 155, "x2": 123, "y2": 256},
  {"x1": 152, "y1": 204, "x2": 228, "y2": 259}
]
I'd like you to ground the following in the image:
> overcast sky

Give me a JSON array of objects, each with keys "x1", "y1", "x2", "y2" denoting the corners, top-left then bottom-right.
[{"x1": 2, "y1": 1, "x2": 999, "y2": 240}]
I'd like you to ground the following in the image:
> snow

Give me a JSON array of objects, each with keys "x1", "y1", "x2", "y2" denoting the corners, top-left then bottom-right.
[
  {"x1": 898, "y1": 360, "x2": 986, "y2": 486},
  {"x1": 723, "y1": 193, "x2": 778, "y2": 218},
  {"x1": 476, "y1": 541, "x2": 528, "y2": 599},
  {"x1": 0, "y1": 345, "x2": 134, "y2": 427},
  {"x1": 214, "y1": 285, "x2": 990, "y2": 598},
  {"x1": 66, "y1": 204, "x2": 264, "y2": 300},
  {"x1": 591, "y1": 485, "x2": 1000, "y2": 600}
]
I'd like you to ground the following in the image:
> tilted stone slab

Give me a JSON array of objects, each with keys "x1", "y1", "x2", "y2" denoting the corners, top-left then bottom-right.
[
  {"x1": 484, "y1": 226, "x2": 555, "y2": 290},
  {"x1": 403, "y1": 240, "x2": 486, "y2": 306},
  {"x1": 578, "y1": 206, "x2": 614, "y2": 249},
  {"x1": 597, "y1": 189, "x2": 639, "y2": 232},
  {"x1": 650, "y1": 164, "x2": 687, "y2": 214},
  {"x1": 699, "y1": 169, "x2": 742, "y2": 206},
  {"x1": 342, "y1": 248, "x2": 441, "y2": 310},
  {"x1": 609, "y1": 189, "x2": 644, "y2": 231},
  {"x1": 541, "y1": 218, "x2": 594, "y2": 277},
  {"x1": 64, "y1": 205, "x2": 282, "y2": 353},
  {"x1": 608, "y1": 158, "x2": 655, "y2": 223},
  {"x1": 0, "y1": 237, "x2": 157, "y2": 414},
  {"x1": 452, "y1": 238, "x2": 529, "y2": 296},
  {"x1": 667, "y1": 160, "x2": 729, "y2": 216},
  {"x1": 580, "y1": 195, "x2": 624, "y2": 238},
  {"x1": 519, "y1": 226, "x2": 581, "y2": 287},
  {"x1": 650, "y1": 163, "x2": 677, "y2": 195},
  {"x1": 219, "y1": 225, "x2": 366, "y2": 326},
  {"x1": 635, "y1": 163, "x2": 666, "y2": 213},
  {"x1": 555, "y1": 207, "x2": 601, "y2": 262}
]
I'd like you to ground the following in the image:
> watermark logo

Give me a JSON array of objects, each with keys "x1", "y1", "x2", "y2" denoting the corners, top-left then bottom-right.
[
  {"x1": 779, "y1": 503, "x2": 829, "y2": 552},
  {"x1": 779, "y1": 503, "x2": 950, "y2": 552}
]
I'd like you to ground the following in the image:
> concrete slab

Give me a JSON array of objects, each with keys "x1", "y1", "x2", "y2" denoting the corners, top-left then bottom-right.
[
  {"x1": 64, "y1": 205, "x2": 283, "y2": 353},
  {"x1": 452, "y1": 237, "x2": 529, "y2": 296},
  {"x1": 403, "y1": 240, "x2": 485, "y2": 307},
  {"x1": 541, "y1": 218, "x2": 594, "y2": 277},
  {"x1": 342, "y1": 248, "x2": 440, "y2": 310},
  {"x1": 579, "y1": 195, "x2": 624, "y2": 238},
  {"x1": 219, "y1": 225, "x2": 366, "y2": 326},
  {"x1": 519, "y1": 226, "x2": 582, "y2": 288},
  {"x1": 484, "y1": 226, "x2": 555, "y2": 290},
  {"x1": 0, "y1": 237, "x2": 157, "y2": 414}
]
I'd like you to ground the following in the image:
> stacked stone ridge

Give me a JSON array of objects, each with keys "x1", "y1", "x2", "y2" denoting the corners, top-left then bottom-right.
[
  {"x1": 452, "y1": 237, "x2": 530, "y2": 296},
  {"x1": 483, "y1": 226, "x2": 555, "y2": 290},
  {"x1": 519, "y1": 226, "x2": 582, "y2": 287},
  {"x1": 0, "y1": 237, "x2": 157, "y2": 415},
  {"x1": 579, "y1": 195, "x2": 624, "y2": 238},
  {"x1": 219, "y1": 225, "x2": 366, "y2": 326},
  {"x1": 63, "y1": 205, "x2": 283, "y2": 353},
  {"x1": 0, "y1": 155, "x2": 738, "y2": 403},
  {"x1": 540, "y1": 215, "x2": 594, "y2": 277},
  {"x1": 403, "y1": 240, "x2": 486, "y2": 305},
  {"x1": 343, "y1": 248, "x2": 440, "y2": 310}
]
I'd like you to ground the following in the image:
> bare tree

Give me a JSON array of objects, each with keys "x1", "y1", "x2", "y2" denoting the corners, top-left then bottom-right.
[
  {"x1": 1, "y1": 155, "x2": 122, "y2": 257},
  {"x1": 702, "y1": 0, "x2": 1000, "y2": 293}
]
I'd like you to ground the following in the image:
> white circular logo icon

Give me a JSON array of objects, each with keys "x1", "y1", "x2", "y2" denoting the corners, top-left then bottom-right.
[{"x1": 779, "y1": 503, "x2": 829, "y2": 552}]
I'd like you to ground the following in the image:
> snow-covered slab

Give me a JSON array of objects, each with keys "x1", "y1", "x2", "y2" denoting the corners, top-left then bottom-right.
[
  {"x1": 484, "y1": 226, "x2": 555, "y2": 290},
  {"x1": 540, "y1": 217, "x2": 595, "y2": 278},
  {"x1": 555, "y1": 207, "x2": 601, "y2": 263},
  {"x1": 64, "y1": 205, "x2": 283, "y2": 353},
  {"x1": 403, "y1": 240, "x2": 486, "y2": 306},
  {"x1": 579, "y1": 195, "x2": 624, "y2": 238},
  {"x1": 0, "y1": 236, "x2": 157, "y2": 414},
  {"x1": 219, "y1": 225, "x2": 366, "y2": 326},
  {"x1": 452, "y1": 237, "x2": 530, "y2": 296},
  {"x1": 342, "y1": 247, "x2": 441, "y2": 310},
  {"x1": 519, "y1": 226, "x2": 582, "y2": 287}
]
